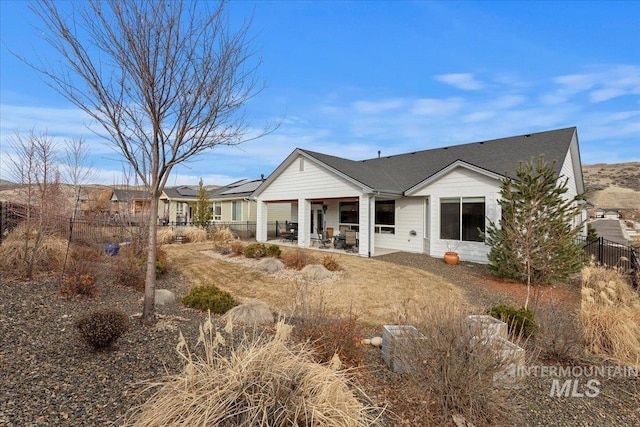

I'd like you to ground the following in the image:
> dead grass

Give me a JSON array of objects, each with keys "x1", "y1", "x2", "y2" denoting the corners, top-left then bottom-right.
[
  {"x1": 156, "y1": 228, "x2": 175, "y2": 245},
  {"x1": 581, "y1": 264, "x2": 640, "y2": 368},
  {"x1": 0, "y1": 226, "x2": 68, "y2": 275},
  {"x1": 183, "y1": 227, "x2": 207, "y2": 243},
  {"x1": 123, "y1": 319, "x2": 381, "y2": 426},
  {"x1": 162, "y1": 243, "x2": 463, "y2": 326}
]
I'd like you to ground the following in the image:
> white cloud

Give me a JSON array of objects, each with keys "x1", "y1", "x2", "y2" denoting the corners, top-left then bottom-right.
[
  {"x1": 412, "y1": 97, "x2": 464, "y2": 116},
  {"x1": 434, "y1": 73, "x2": 484, "y2": 90},
  {"x1": 542, "y1": 65, "x2": 640, "y2": 105},
  {"x1": 352, "y1": 98, "x2": 405, "y2": 114},
  {"x1": 463, "y1": 111, "x2": 495, "y2": 123}
]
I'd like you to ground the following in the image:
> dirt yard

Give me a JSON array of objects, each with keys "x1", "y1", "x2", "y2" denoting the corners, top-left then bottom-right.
[{"x1": 1, "y1": 242, "x2": 638, "y2": 426}]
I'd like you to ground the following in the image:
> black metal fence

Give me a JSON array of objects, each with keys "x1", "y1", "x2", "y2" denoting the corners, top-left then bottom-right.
[{"x1": 577, "y1": 235, "x2": 638, "y2": 287}]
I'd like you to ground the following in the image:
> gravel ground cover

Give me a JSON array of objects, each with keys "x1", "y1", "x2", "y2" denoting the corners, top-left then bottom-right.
[{"x1": 1, "y1": 251, "x2": 638, "y2": 426}]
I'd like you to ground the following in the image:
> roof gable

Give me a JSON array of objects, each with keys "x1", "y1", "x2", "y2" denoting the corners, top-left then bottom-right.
[{"x1": 405, "y1": 160, "x2": 504, "y2": 195}]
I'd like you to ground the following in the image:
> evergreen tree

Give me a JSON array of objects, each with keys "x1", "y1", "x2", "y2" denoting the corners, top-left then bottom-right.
[
  {"x1": 482, "y1": 156, "x2": 585, "y2": 308},
  {"x1": 192, "y1": 179, "x2": 212, "y2": 228}
]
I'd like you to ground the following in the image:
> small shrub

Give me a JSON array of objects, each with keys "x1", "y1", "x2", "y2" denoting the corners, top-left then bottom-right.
[
  {"x1": 535, "y1": 301, "x2": 583, "y2": 362},
  {"x1": 282, "y1": 249, "x2": 317, "y2": 270},
  {"x1": 404, "y1": 300, "x2": 523, "y2": 426},
  {"x1": 184, "y1": 227, "x2": 207, "y2": 243},
  {"x1": 75, "y1": 309, "x2": 130, "y2": 350},
  {"x1": 322, "y1": 254, "x2": 342, "y2": 271},
  {"x1": 230, "y1": 240, "x2": 245, "y2": 256},
  {"x1": 66, "y1": 245, "x2": 101, "y2": 277},
  {"x1": 488, "y1": 304, "x2": 538, "y2": 337},
  {"x1": 243, "y1": 242, "x2": 268, "y2": 259},
  {"x1": 289, "y1": 283, "x2": 364, "y2": 367},
  {"x1": 110, "y1": 249, "x2": 145, "y2": 290},
  {"x1": 182, "y1": 285, "x2": 238, "y2": 314},
  {"x1": 265, "y1": 244, "x2": 282, "y2": 258},
  {"x1": 293, "y1": 312, "x2": 365, "y2": 367},
  {"x1": 60, "y1": 273, "x2": 97, "y2": 299}
]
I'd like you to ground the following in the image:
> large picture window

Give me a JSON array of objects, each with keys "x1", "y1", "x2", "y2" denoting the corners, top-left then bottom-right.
[
  {"x1": 440, "y1": 197, "x2": 485, "y2": 242},
  {"x1": 375, "y1": 200, "x2": 395, "y2": 234}
]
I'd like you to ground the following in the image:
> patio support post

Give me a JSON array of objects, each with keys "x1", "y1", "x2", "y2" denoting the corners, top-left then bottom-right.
[
  {"x1": 298, "y1": 198, "x2": 310, "y2": 248},
  {"x1": 255, "y1": 200, "x2": 268, "y2": 242},
  {"x1": 359, "y1": 193, "x2": 372, "y2": 257}
]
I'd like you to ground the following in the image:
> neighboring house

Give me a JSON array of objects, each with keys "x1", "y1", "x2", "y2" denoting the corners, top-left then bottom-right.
[
  {"x1": 209, "y1": 178, "x2": 291, "y2": 224},
  {"x1": 253, "y1": 127, "x2": 586, "y2": 263},
  {"x1": 110, "y1": 189, "x2": 152, "y2": 223},
  {"x1": 158, "y1": 178, "x2": 291, "y2": 225},
  {"x1": 159, "y1": 186, "x2": 201, "y2": 224}
]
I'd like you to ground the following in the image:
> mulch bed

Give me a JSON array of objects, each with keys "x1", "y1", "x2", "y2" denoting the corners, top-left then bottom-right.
[{"x1": 1, "y1": 253, "x2": 638, "y2": 426}]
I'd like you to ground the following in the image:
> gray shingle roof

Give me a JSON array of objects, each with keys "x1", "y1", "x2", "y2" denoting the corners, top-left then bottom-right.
[
  {"x1": 112, "y1": 189, "x2": 151, "y2": 201},
  {"x1": 300, "y1": 127, "x2": 577, "y2": 193}
]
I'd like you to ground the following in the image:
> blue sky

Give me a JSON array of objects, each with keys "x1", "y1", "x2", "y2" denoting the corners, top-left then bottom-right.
[{"x1": 1, "y1": 1, "x2": 639, "y2": 186}]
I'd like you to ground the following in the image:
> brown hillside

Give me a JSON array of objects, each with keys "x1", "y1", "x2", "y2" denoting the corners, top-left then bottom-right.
[{"x1": 583, "y1": 162, "x2": 640, "y2": 211}]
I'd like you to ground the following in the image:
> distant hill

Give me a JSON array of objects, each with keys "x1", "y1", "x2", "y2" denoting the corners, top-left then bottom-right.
[{"x1": 583, "y1": 162, "x2": 640, "y2": 211}]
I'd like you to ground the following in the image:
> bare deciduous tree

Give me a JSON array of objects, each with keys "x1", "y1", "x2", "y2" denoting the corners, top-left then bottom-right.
[
  {"x1": 6, "y1": 130, "x2": 65, "y2": 278},
  {"x1": 24, "y1": 0, "x2": 269, "y2": 324}
]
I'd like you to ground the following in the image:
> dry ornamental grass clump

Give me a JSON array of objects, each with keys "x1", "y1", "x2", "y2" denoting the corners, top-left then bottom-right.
[
  {"x1": 580, "y1": 265, "x2": 640, "y2": 368},
  {"x1": 0, "y1": 225, "x2": 67, "y2": 276},
  {"x1": 156, "y1": 228, "x2": 176, "y2": 245},
  {"x1": 123, "y1": 319, "x2": 381, "y2": 426},
  {"x1": 184, "y1": 227, "x2": 207, "y2": 243}
]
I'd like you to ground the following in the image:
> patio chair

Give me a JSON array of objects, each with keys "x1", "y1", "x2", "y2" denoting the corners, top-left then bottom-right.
[
  {"x1": 278, "y1": 227, "x2": 291, "y2": 242},
  {"x1": 319, "y1": 228, "x2": 331, "y2": 249},
  {"x1": 344, "y1": 230, "x2": 357, "y2": 253}
]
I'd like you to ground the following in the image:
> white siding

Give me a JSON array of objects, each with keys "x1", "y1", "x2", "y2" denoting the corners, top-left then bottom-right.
[
  {"x1": 559, "y1": 142, "x2": 587, "y2": 233},
  {"x1": 266, "y1": 203, "x2": 292, "y2": 222},
  {"x1": 373, "y1": 197, "x2": 424, "y2": 254},
  {"x1": 414, "y1": 166, "x2": 502, "y2": 264},
  {"x1": 258, "y1": 156, "x2": 361, "y2": 201}
]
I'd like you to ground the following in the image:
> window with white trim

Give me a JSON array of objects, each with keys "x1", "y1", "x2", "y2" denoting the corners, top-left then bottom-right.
[
  {"x1": 440, "y1": 197, "x2": 485, "y2": 242},
  {"x1": 374, "y1": 200, "x2": 395, "y2": 234},
  {"x1": 213, "y1": 202, "x2": 221, "y2": 221},
  {"x1": 232, "y1": 201, "x2": 242, "y2": 221}
]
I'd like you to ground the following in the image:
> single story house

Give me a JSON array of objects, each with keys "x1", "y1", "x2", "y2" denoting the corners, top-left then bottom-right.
[
  {"x1": 208, "y1": 178, "x2": 291, "y2": 224},
  {"x1": 159, "y1": 185, "x2": 203, "y2": 225},
  {"x1": 252, "y1": 127, "x2": 586, "y2": 263},
  {"x1": 159, "y1": 178, "x2": 291, "y2": 225}
]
